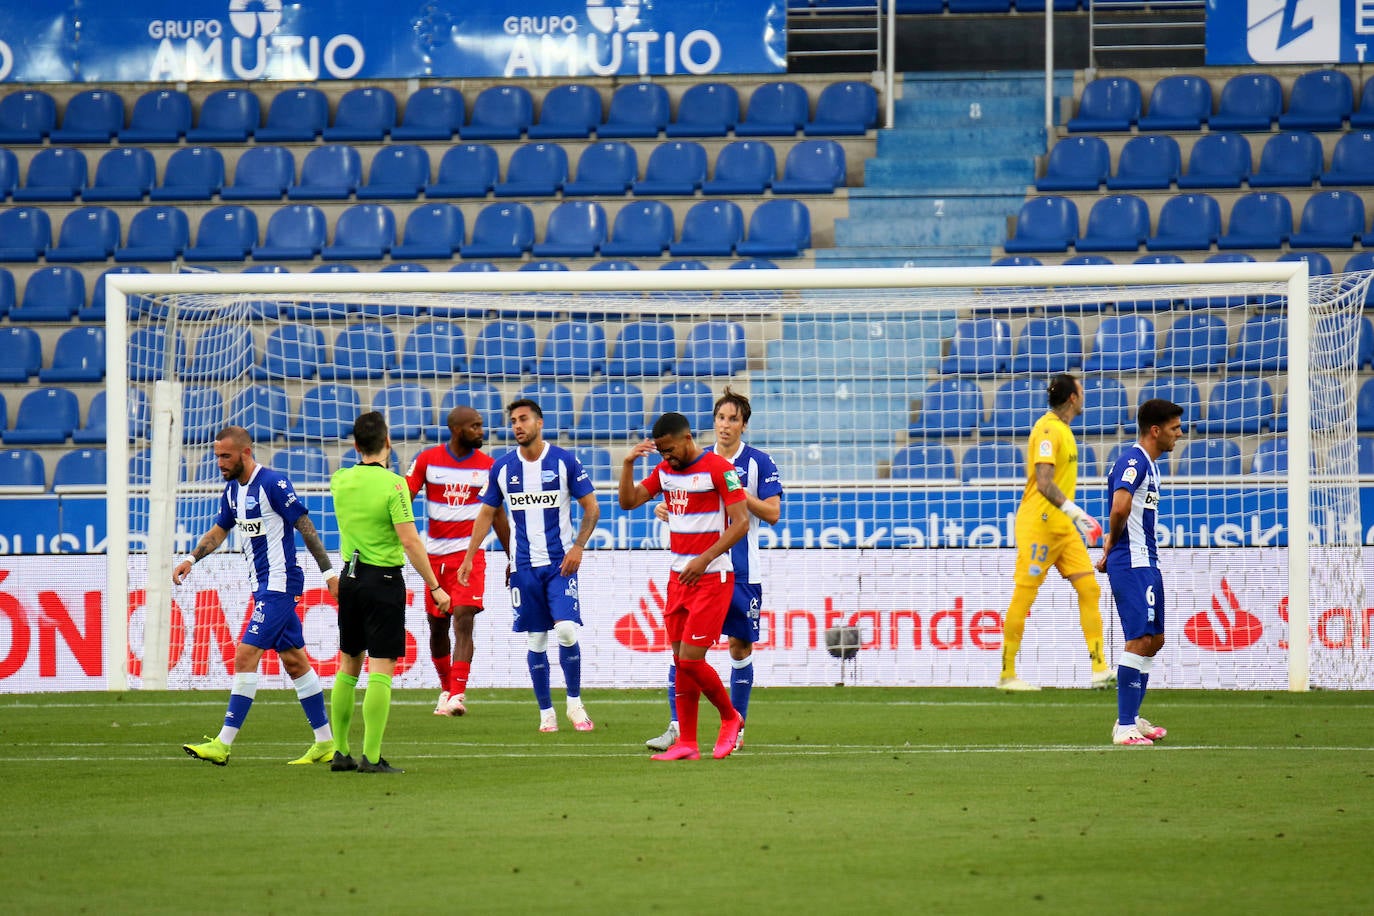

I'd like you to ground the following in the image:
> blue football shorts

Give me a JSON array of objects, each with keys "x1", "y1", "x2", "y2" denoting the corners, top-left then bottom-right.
[
  {"x1": 240, "y1": 591, "x2": 306, "y2": 654},
  {"x1": 720, "y1": 580, "x2": 763, "y2": 644},
  {"x1": 508, "y1": 565, "x2": 582, "y2": 633},
  {"x1": 1107, "y1": 564, "x2": 1166, "y2": 641}
]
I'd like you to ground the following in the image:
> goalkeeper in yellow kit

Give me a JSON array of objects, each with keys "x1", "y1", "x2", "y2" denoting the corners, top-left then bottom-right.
[{"x1": 998, "y1": 373, "x2": 1114, "y2": 691}]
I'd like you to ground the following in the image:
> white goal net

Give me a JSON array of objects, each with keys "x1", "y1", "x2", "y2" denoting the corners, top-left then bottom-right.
[{"x1": 104, "y1": 264, "x2": 1372, "y2": 691}]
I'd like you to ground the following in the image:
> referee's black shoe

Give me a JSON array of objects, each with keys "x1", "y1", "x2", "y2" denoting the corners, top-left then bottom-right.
[
  {"x1": 330, "y1": 751, "x2": 358, "y2": 772},
  {"x1": 358, "y1": 756, "x2": 404, "y2": 774}
]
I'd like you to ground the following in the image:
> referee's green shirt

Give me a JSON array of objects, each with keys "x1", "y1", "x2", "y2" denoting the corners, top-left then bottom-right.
[{"x1": 330, "y1": 463, "x2": 415, "y2": 568}]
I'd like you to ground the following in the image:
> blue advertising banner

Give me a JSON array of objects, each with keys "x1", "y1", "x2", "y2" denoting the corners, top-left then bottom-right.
[
  {"x1": 0, "y1": 0, "x2": 786, "y2": 83},
  {"x1": 1207, "y1": 0, "x2": 1374, "y2": 65}
]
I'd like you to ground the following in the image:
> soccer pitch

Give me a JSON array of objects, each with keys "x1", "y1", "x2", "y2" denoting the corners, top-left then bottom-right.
[{"x1": 2, "y1": 687, "x2": 1370, "y2": 915}]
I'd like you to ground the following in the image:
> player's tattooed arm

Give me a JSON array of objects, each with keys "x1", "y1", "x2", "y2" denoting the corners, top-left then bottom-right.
[
  {"x1": 1033, "y1": 461, "x2": 1068, "y2": 507},
  {"x1": 189, "y1": 525, "x2": 229, "y2": 562},
  {"x1": 295, "y1": 515, "x2": 333, "y2": 575}
]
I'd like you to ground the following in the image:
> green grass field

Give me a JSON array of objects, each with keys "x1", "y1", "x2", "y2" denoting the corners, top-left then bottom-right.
[{"x1": 2, "y1": 687, "x2": 1371, "y2": 915}]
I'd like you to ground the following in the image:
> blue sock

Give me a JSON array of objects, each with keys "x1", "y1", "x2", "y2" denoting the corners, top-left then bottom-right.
[
  {"x1": 666, "y1": 664, "x2": 678, "y2": 722},
  {"x1": 730, "y1": 658, "x2": 754, "y2": 721},
  {"x1": 558, "y1": 643, "x2": 582, "y2": 700},
  {"x1": 225, "y1": 692, "x2": 254, "y2": 730},
  {"x1": 299, "y1": 692, "x2": 328, "y2": 731},
  {"x1": 1139, "y1": 670, "x2": 1150, "y2": 708},
  {"x1": 1117, "y1": 653, "x2": 1145, "y2": 726},
  {"x1": 528, "y1": 651, "x2": 552, "y2": 710}
]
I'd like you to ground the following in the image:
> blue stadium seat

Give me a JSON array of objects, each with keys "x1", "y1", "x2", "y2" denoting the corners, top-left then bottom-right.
[
  {"x1": 737, "y1": 199, "x2": 811, "y2": 258},
  {"x1": 323, "y1": 203, "x2": 396, "y2": 261},
  {"x1": 373, "y1": 383, "x2": 434, "y2": 441},
  {"x1": 660, "y1": 259, "x2": 710, "y2": 271},
  {"x1": 1353, "y1": 76, "x2": 1374, "y2": 128},
  {"x1": 83, "y1": 147, "x2": 156, "y2": 202},
  {"x1": 430, "y1": 383, "x2": 504, "y2": 441},
  {"x1": 271, "y1": 446, "x2": 332, "y2": 483},
  {"x1": 13, "y1": 147, "x2": 86, "y2": 201},
  {"x1": 601, "y1": 200, "x2": 675, "y2": 257},
  {"x1": 494, "y1": 142, "x2": 568, "y2": 197},
  {"x1": 427, "y1": 144, "x2": 499, "y2": 198},
  {"x1": 737, "y1": 81, "x2": 809, "y2": 136},
  {"x1": 702, "y1": 140, "x2": 776, "y2": 195},
  {"x1": 1250, "y1": 436, "x2": 1293, "y2": 475},
  {"x1": 12, "y1": 266, "x2": 84, "y2": 322},
  {"x1": 357, "y1": 144, "x2": 430, "y2": 200},
  {"x1": 1138, "y1": 375, "x2": 1202, "y2": 432},
  {"x1": 1156, "y1": 314, "x2": 1228, "y2": 373},
  {"x1": 609, "y1": 321, "x2": 676, "y2": 376},
  {"x1": 1210, "y1": 74, "x2": 1281, "y2": 131},
  {"x1": 40, "y1": 326, "x2": 104, "y2": 383},
  {"x1": 46, "y1": 206, "x2": 120, "y2": 262},
  {"x1": 1177, "y1": 132, "x2": 1251, "y2": 189},
  {"x1": 462, "y1": 203, "x2": 535, "y2": 259},
  {"x1": 675, "y1": 320, "x2": 747, "y2": 376},
  {"x1": 1322, "y1": 130, "x2": 1374, "y2": 185},
  {"x1": 1291, "y1": 190, "x2": 1366, "y2": 248},
  {"x1": 564, "y1": 142, "x2": 637, "y2": 196},
  {"x1": 52, "y1": 448, "x2": 107, "y2": 493},
  {"x1": 0, "y1": 327, "x2": 41, "y2": 382},
  {"x1": 320, "y1": 323, "x2": 397, "y2": 380},
  {"x1": 572, "y1": 381, "x2": 645, "y2": 441},
  {"x1": 471, "y1": 320, "x2": 536, "y2": 376},
  {"x1": 1197, "y1": 375, "x2": 1275, "y2": 434},
  {"x1": 253, "y1": 324, "x2": 326, "y2": 380},
  {"x1": 981, "y1": 378, "x2": 1043, "y2": 437},
  {"x1": 287, "y1": 384, "x2": 363, "y2": 441},
  {"x1": 398, "y1": 321, "x2": 467, "y2": 378},
  {"x1": 1106, "y1": 135, "x2": 1181, "y2": 190},
  {"x1": 517, "y1": 381, "x2": 576, "y2": 434},
  {"x1": 0, "y1": 266, "x2": 12, "y2": 317},
  {"x1": 667, "y1": 82, "x2": 740, "y2": 138},
  {"x1": 533, "y1": 200, "x2": 607, "y2": 258},
  {"x1": 1248, "y1": 132, "x2": 1324, "y2": 188},
  {"x1": 940, "y1": 317, "x2": 1012, "y2": 375},
  {"x1": 590, "y1": 259, "x2": 639, "y2": 273},
  {"x1": 1010, "y1": 316, "x2": 1082, "y2": 373},
  {"x1": 1079, "y1": 375, "x2": 1130, "y2": 435},
  {"x1": 575, "y1": 447, "x2": 615, "y2": 483},
  {"x1": 1274, "y1": 371, "x2": 1349, "y2": 433},
  {"x1": 128, "y1": 447, "x2": 187, "y2": 487},
  {"x1": 252, "y1": 204, "x2": 327, "y2": 261},
  {"x1": 3, "y1": 387, "x2": 80, "y2": 445},
  {"x1": 599, "y1": 82, "x2": 670, "y2": 138},
  {"x1": 890, "y1": 443, "x2": 958, "y2": 481},
  {"x1": 947, "y1": 0, "x2": 1012, "y2": 11},
  {"x1": 463, "y1": 85, "x2": 533, "y2": 140},
  {"x1": 1360, "y1": 378, "x2": 1374, "y2": 432},
  {"x1": 634, "y1": 141, "x2": 708, "y2": 196},
  {"x1": 1036, "y1": 136, "x2": 1110, "y2": 191},
  {"x1": 392, "y1": 204, "x2": 464, "y2": 260},
  {"x1": 74, "y1": 388, "x2": 145, "y2": 443},
  {"x1": 324, "y1": 87, "x2": 397, "y2": 141},
  {"x1": 528, "y1": 83, "x2": 601, "y2": 139},
  {"x1": 51, "y1": 89, "x2": 124, "y2": 143},
  {"x1": 288, "y1": 143, "x2": 362, "y2": 200},
  {"x1": 1176, "y1": 438, "x2": 1243, "y2": 477},
  {"x1": 732, "y1": 258, "x2": 777, "y2": 270},
  {"x1": 1228, "y1": 315, "x2": 1287, "y2": 371},
  {"x1": 227, "y1": 384, "x2": 290, "y2": 443},
  {"x1": 653, "y1": 379, "x2": 714, "y2": 433},
  {"x1": 220, "y1": 145, "x2": 294, "y2": 201},
  {"x1": 0, "y1": 449, "x2": 45, "y2": 493},
  {"x1": 1217, "y1": 192, "x2": 1292, "y2": 250},
  {"x1": 960, "y1": 440, "x2": 1022, "y2": 483},
  {"x1": 183, "y1": 325, "x2": 255, "y2": 381},
  {"x1": 670, "y1": 200, "x2": 744, "y2": 257},
  {"x1": 1067, "y1": 77, "x2": 1141, "y2": 132},
  {"x1": 1138, "y1": 74, "x2": 1212, "y2": 131},
  {"x1": 187, "y1": 88, "x2": 260, "y2": 142},
  {"x1": 807, "y1": 80, "x2": 879, "y2": 135},
  {"x1": 1146, "y1": 193, "x2": 1221, "y2": 251},
  {"x1": 120, "y1": 89, "x2": 191, "y2": 143},
  {"x1": 116, "y1": 205, "x2": 189, "y2": 263},
  {"x1": 1279, "y1": 68, "x2": 1353, "y2": 130},
  {"x1": 0, "y1": 148, "x2": 15, "y2": 199},
  {"x1": 0, "y1": 90, "x2": 56, "y2": 143},
  {"x1": 1075, "y1": 194, "x2": 1149, "y2": 252},
  {"x1": 1085, "y1": 315, "x2": 1156, "y2": 372},
  {"x1": 0, "y1": 207, "x2": 51, "y2": 261},
  {"x1": 1277, "y1": 249, "x2": 1333, "y2": 278},
  {"x1": 1004, "y1": 196, "x2": 1077, "y2": 253},
  {"x1": 393, "y1": 86, "x2": 464, "y2": 141},
  {"x1": 908, "y1": 378, "x2": 983, "y2": 437},
  {"x1": 537, "y1": 320, "x2": 607, "y2": 377},
  {"x1": 150, "y1": 146, "x2": 224, "y2": 201},
  {"x1": 257, "y1": 87, "x2": 328, "y2": 142},
  {"x1": 773, "y1": 139, "x2": 846, "y2": 194},
  {"x1": 81, "y1": 265, "x2": 148, "y2": 321}
]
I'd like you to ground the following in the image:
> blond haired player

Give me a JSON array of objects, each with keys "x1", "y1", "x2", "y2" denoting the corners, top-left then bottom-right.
[{"x1": 998, "y1": 373, "x2": 1114, "y2": 692}]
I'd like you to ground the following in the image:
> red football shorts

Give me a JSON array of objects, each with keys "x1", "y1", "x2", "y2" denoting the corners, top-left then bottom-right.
[
  {"x1": 427, "y1": 552, "x2": 485, "y2": 617},
  {"x1": 664, "y1": 569, "x2": 734, "y2": 648}
]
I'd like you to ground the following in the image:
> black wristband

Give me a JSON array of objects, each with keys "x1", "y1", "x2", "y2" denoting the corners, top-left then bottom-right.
[{"x1": 429, "y1": 584, "x2": 442, "y2": 593}]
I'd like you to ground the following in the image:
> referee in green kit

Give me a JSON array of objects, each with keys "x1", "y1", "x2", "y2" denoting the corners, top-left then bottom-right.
[{"x1": 329, "y1": 411, "x2": 450, "y2": 774}]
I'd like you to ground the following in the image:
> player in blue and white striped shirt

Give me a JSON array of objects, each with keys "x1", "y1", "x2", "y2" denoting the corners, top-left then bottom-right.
[
  {"x1": 1097, "y1": 399, "x2": 1184, "y2": 747},
  {"x1": 176, "y1": 426, "x2": 339, "y2": 767}
]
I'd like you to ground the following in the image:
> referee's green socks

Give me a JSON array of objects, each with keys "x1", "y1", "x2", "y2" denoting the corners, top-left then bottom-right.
[
  {"x1": 331, "y1": 672, "x2": 359, "y2": 757},
  {"x1": 362, "y1": 672, "x2": 393, "y2": 763}
]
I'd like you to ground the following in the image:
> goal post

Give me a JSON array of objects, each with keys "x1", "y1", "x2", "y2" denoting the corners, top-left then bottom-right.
[{"x1": 103, "y1": 262, "x2": 1371, "y2": 692}]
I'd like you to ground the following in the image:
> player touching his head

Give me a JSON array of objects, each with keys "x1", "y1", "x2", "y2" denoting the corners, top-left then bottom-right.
[
  {"x1": 998, "y1": 373, "x2": 1114, "y2": 692},
  {"x1": 621, "y1": 411, "x2": 751, "y2": 761},
  {"x1": 1097, "y1": 398, "x2": 1184, "y2": 746}
]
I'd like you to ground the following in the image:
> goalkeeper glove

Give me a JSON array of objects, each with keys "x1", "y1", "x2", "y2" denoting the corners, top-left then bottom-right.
[{"x1": 1060, "y1": 500, "x2": 1103, "y2": 546}]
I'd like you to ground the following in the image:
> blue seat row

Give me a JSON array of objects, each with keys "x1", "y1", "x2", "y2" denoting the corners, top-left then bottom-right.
[
  {"x1": 1038, "y1": 130, "x2": 1374, "y2": 193},
  {"x1": 1067, "y1": 69, "x2": 1374, "y2": 133},
  {"x1": 0, "y1": 81, "x2": 878, "y2": 145},
  {"x1": 0, "y1": 138, "x2": 848, "y2": 203}
]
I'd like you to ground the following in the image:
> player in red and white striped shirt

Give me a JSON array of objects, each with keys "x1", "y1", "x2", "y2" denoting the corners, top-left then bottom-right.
[
  {"x1": 405, "y1": 405, "x2": 510, "y2": 717},
  {"x1": 619, "y1": 411, "x2": 750, "y2": 761}
]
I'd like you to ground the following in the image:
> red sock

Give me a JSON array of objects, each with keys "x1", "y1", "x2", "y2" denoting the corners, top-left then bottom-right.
[
  {"x1": 675, "y1": 668, "x2": 702, "y2": 746},
  {"x1": 433, "y1": 655, "x2": 451, "y2": 690},
  {"x1": 450, "y1": 660, "x2": 471, "y2": 696},
  {"x1": 679, "y1": 657, "x2": 734, "y2": 722}
]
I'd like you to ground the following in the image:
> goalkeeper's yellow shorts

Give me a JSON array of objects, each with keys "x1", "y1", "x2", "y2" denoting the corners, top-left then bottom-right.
[{"x1": 1013, "y1": 518, "x2": 1093, "y2": 588}]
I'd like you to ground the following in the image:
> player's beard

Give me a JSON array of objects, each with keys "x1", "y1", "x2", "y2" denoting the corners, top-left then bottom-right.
[
  {"x1": 221, "y1": 458, "x2": 244, "y2": 480},
  {"x1": 461, "y1": 431, "x2": 484, "y2": 450}
]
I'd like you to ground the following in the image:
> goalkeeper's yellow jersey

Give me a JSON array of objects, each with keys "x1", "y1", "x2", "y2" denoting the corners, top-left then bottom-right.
[{"x1": 1017, "y1": 411, "x2": 1079, "y2": 532}]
